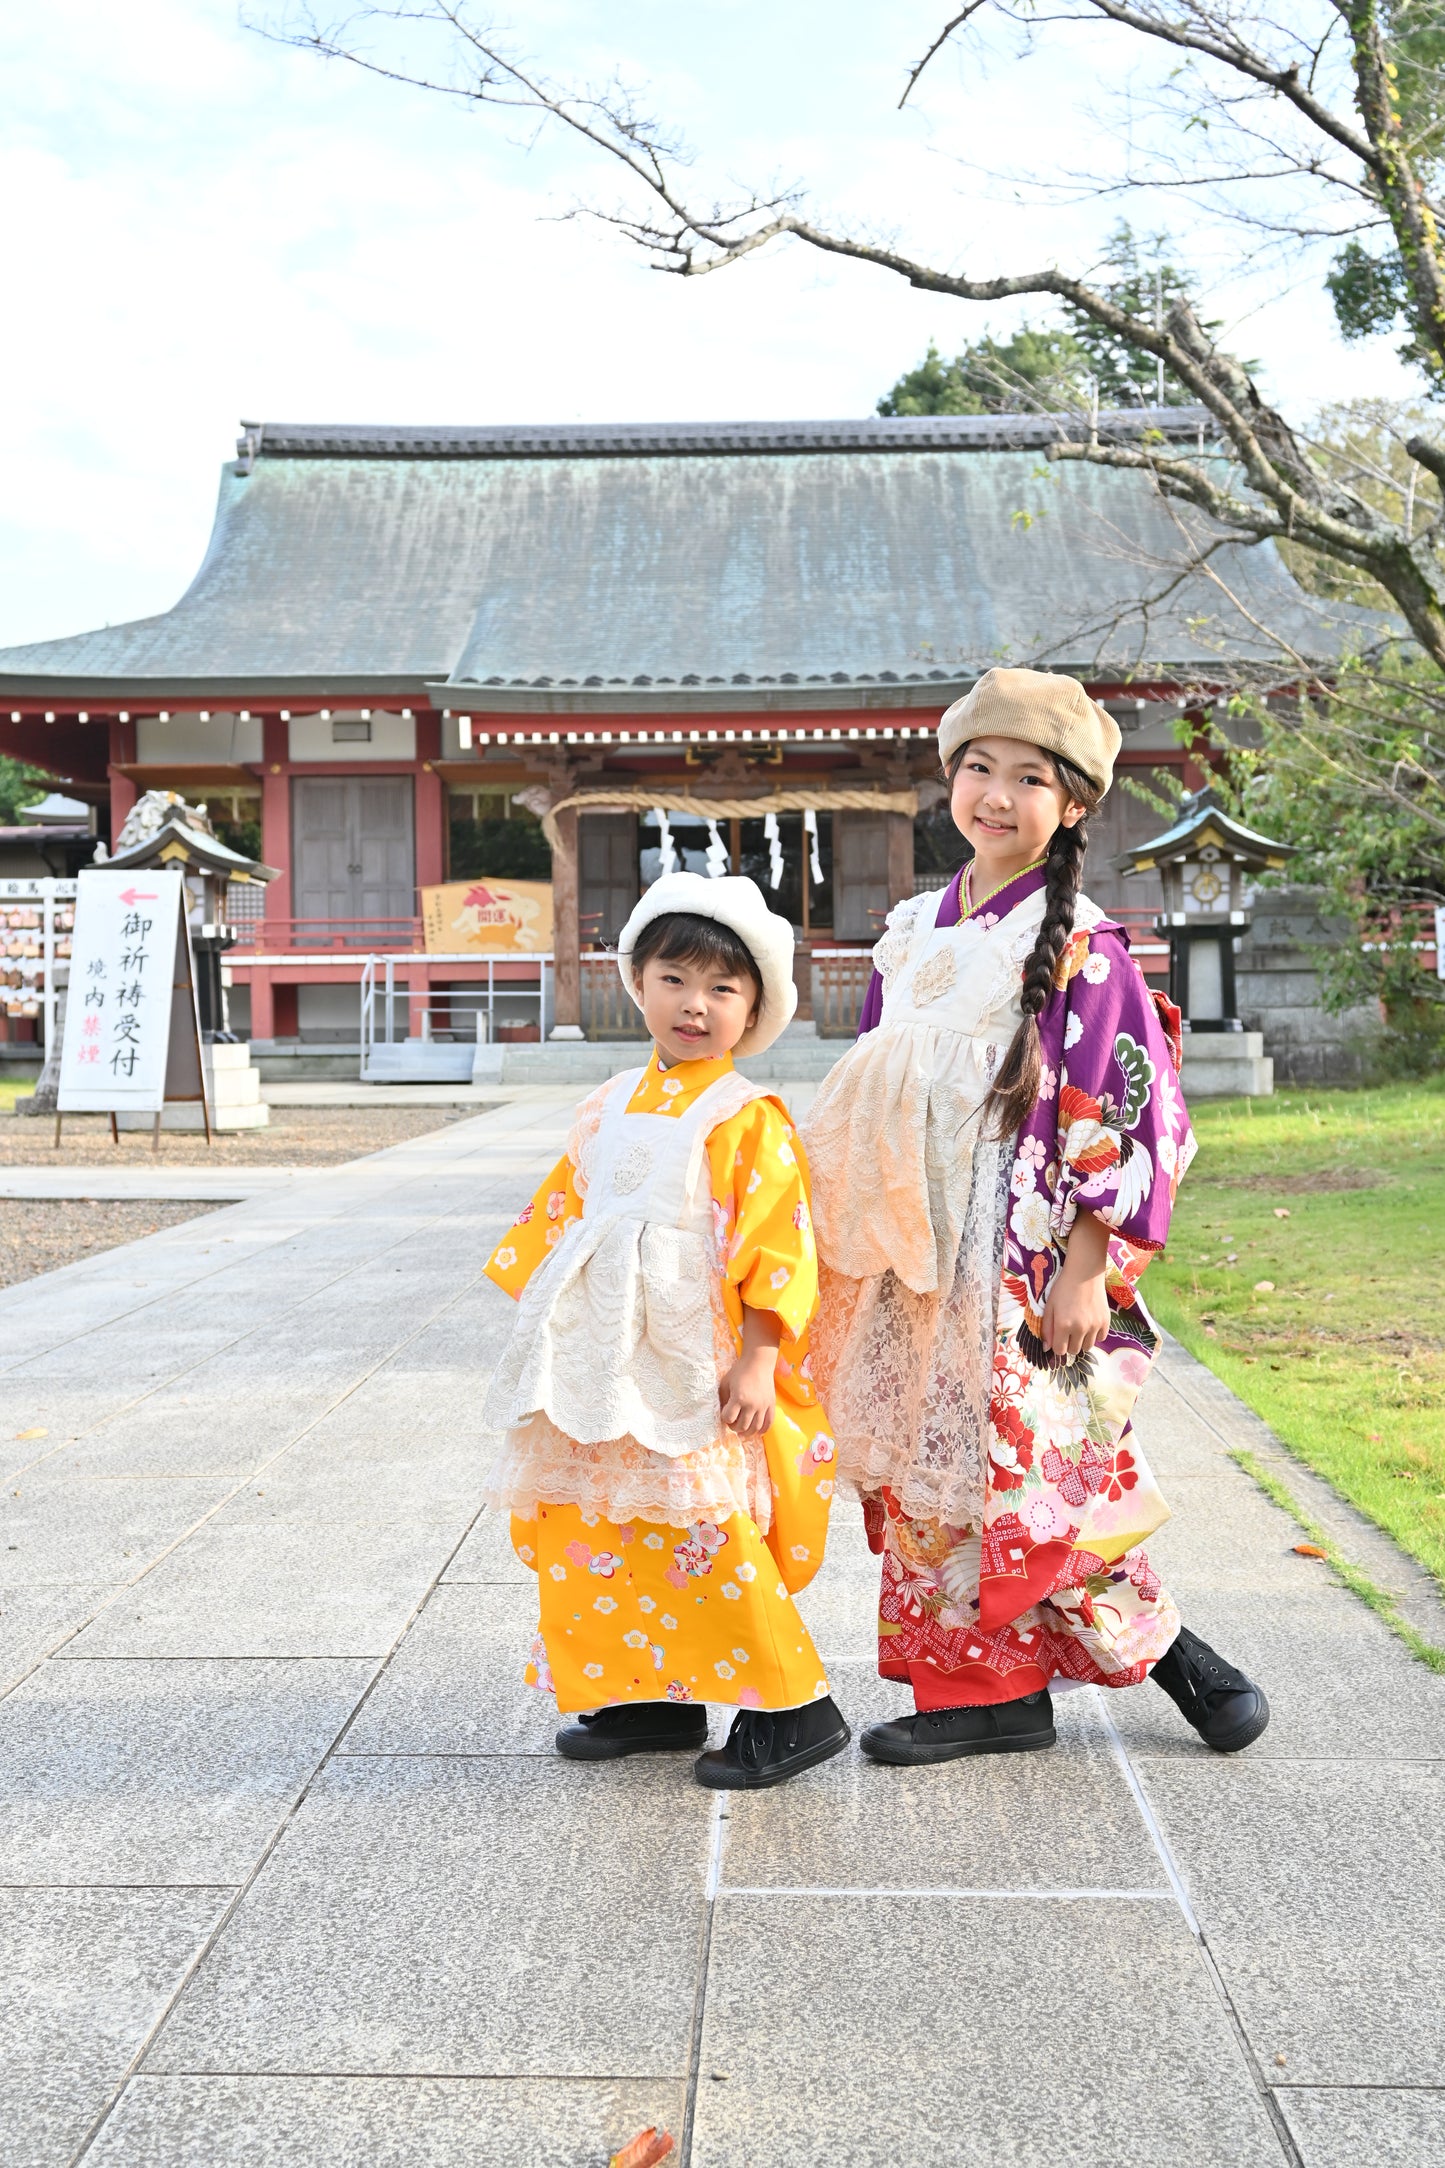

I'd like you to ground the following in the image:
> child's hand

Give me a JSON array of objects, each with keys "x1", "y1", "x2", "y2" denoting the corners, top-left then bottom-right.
[
  {"x1": 1040, "y1": 1207, "x2": 1112, "y2": 1362},
  {"x1": 1039, "y1": 1264, "x2": 1110, "y2": 1361},
  {"x1": 720, "y1": 1345, "x2": 778, "y2": 1436}
]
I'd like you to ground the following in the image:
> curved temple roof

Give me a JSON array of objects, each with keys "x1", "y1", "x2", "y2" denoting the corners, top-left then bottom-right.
[{"x1": 0, "y1": 409, "x2": 1360, "y2": 708}]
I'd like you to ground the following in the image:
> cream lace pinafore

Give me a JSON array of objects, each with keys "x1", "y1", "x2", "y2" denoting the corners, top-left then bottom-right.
[
  {"x1": 484, "y1": 1066, "x2": 776, "y2": 1529},
  {"x1": 801, "y1": 881, "x2": 1103, "y2": 1529}
]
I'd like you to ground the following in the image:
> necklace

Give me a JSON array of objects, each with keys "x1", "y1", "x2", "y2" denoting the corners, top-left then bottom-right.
[{"x1": 964, "y1": 857, "x2": 1046, "y2": 918}]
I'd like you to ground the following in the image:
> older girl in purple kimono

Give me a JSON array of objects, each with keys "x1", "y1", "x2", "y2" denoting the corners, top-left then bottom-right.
[{"x1": 802, "y1": 668, "x2": 1268, "y2": 1763}]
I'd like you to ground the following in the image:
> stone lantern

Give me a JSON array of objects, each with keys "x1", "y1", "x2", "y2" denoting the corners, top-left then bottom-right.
[{"x1": 1117, "y1": 786, "x2": 1295, "y2": 1096}]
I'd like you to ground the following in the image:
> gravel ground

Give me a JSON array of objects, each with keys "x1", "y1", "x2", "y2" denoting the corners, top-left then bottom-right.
[
  {"x1": 0, "y1": 1104, "x2": 469, "y2": 1168},
  {"x1": 0, "y1": 1198, "x2": 223, "y2": 1289}
]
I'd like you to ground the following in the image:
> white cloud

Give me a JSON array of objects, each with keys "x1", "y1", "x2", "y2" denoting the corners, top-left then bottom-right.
[{"x1": 0, "y1": 0, "x2": 1416, "y2": 647}]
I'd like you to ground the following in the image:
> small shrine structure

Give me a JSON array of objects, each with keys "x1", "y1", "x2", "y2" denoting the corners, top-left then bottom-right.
[{"x1": 1119, "y1": 785, "x2": 1296, "y2": 1096}]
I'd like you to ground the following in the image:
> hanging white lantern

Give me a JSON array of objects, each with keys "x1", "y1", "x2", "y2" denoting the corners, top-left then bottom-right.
[
  {"x1": 763, "y1": 811, "x2": 784, "y2": 889},
  {"x1": 704, "y1": 818, "x2": 730, "y2": 880},
  {"x1": 653, "y1": 807, "x2": 678, "y2": 879},
  {"x1": 803, "y1": 808, "x2": 824, "y2": 885}
]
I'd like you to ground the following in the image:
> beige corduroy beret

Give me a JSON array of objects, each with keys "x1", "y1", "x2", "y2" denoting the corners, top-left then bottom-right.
[
  {"x1": 617, "y1": 871, "x2": 798, "y2": 1057},
  {"x1": 938, "y1": 668, "x2": 1121, "y2": 795}
]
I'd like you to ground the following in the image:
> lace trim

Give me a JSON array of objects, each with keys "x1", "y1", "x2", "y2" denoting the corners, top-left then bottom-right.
[
  {"x1": 485, "y1": 1409, "x2": 772, "y2": 1531},
  {"x1": 809, "y1": 1135, "x2": 1011, "y2": 1528}
]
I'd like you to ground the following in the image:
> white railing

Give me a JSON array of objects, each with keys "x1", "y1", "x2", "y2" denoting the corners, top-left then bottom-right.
[{"x1": 360, "y1": 954, "x2": 553, "y2": 1080}]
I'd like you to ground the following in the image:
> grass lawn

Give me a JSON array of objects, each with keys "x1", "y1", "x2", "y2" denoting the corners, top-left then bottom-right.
[{"x1": 1145, "y1": 1079, "x2": 1445, "y2": 1594}]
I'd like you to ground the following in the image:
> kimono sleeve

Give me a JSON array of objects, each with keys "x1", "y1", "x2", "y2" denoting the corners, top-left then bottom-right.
[
  {"x1": 482, "y1": 1152, "x2": 582, "y2": 1298},
  {"x1": 707, "y1": 1099, "x2": 818, "y2": 1344},
  {"x1": 1050, "y1": 928, "x2": 1196, "y2": 1254}
]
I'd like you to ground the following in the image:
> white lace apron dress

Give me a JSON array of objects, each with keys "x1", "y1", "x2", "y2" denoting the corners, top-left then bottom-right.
[{"x1": 483, "y1": 1061, "x2": 836, "y2": 1713}]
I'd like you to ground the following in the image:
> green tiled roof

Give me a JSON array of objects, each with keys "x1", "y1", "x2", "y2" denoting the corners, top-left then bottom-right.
[{"x1": 0, "y1": 413, "x2": 1361, "y2": 707}]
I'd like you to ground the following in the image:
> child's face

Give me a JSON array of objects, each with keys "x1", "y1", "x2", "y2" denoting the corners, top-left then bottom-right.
[
  {"x1": 634, "y1": 952, "x2": 761, "y2": 1065},
  {"x1": 949, "y1": 734, "x2": 1085, "y2": 881}
]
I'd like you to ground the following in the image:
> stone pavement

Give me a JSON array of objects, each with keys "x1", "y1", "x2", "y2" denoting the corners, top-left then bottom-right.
[{"x1": 2, "y1": 1101, "x2": 1442, "y2": 2167}]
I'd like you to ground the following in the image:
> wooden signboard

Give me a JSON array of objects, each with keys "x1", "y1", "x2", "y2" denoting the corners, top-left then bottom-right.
[
  {"x1": 421, "y1": 879, "x2": 554, "y2": 954},
  {"x1": 56, "y1": 868, "x2": 211, "y2": 1147}
]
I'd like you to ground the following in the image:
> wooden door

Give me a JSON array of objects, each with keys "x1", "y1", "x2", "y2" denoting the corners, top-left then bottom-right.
[
  {"x1": 292, "y1": 776, "x2": 415, "y2": 926},
  {"x1": 833, "y1": 812, "x2": 891, "y2": 939},
  {"x1": 579, "y1": 813, "x2": 640, "y2": 945}
]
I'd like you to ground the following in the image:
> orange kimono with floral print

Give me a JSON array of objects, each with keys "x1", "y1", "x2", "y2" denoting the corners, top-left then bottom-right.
[{"x1": 483, "y1": 1051, "x2": 836, "y2": 1714}]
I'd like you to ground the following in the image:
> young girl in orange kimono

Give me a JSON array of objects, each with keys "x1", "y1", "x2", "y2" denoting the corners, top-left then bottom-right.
[{"x1": 482, "y1": 872, "x2": 848, "y2": 1789}]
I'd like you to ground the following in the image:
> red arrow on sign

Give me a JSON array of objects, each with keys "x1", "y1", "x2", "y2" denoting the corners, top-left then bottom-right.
[{"x1": 117, "y1": 887, "x2": 159, "y2": 904}]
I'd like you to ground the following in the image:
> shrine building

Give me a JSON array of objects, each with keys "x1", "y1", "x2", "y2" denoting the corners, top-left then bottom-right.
[{"x1": 0, "y1": 411, "x2": 1341, "y2": 1052}]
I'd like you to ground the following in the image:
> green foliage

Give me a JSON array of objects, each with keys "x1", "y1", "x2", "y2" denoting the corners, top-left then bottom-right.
[
  {"x1": 1278, "y1": 399, "x2": 1444, "y2": 611},
  {"x1": 1327, "y1": 240, "x2": 1443, "y2": 388},
  {"x1": 877, "y1": 327, "x2": 1089, "y2": 415},
  {"x1": 448, "y1": 815, "x2": 552, "y2": 881},
  {"x1": 1208, "y1": 654, "x2": 1445, "y2": 1062},
  {"x1": 1145, "y1": 1079, "x2": 1445, "y2": 1598},
  {"x1": 1061, "y1": 223, "x2": 1206, "y2": 407},
  {"x1": 878, "y1": 226, "x2": 1214, "y2": 417},
  {"x1": 0, "y1": 757, "x2": 52, "y2": 825},
  {"x1": 214, "y1": 816, "x2": 263, "y2": 863}
]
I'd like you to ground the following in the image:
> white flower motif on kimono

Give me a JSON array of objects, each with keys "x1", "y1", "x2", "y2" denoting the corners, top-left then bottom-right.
[
  {"x1": 545, "y1": 1225, "x2": 563, "y2": 1247},
  {"x1": 770, "y1": 1266, "x2": 791, "y2": 1289},
  {"x1": 622, "y1": 1629, "x2": 648, "y2": 1649},
  {"x1": 776, "y1": 1581, "x2": 790, "y2": 1600},
  {"x1": 747, "y1": 1170, "x2": 763, "y2": 1194},
  {"x1": 1010, "y1": 1157, "x2": 1038, "y2": 1198},
  {"x1": 638, "y1": 1595, "x2": 656, "y2": 1613},
  {"x1": 817, "y1": 1478, "x2": 834, "y2": 1500},
  {"x1": 735, "y1": 1561, "x2": 757, "y2": 1582},
  {"x1": 1064, "y1": 1011, "x2": 1085, "y2": 1049},
  {"x1": 492, "y1": 1246, "x2": 517, "y2": 1270},
  {"x1": 661, "y1": 1075, "x2": 684, "y2": 1097},
  {"x1": 777, "y1": 1139, "x2": 796, "y2": 1165},
  {"x1": 790, "y1": 1544, "x2": 811, "y2": 1562},
  {"x1": 1082, "y1": 951, "x2": 1112, "y2": 984},
  {"x1": 593, "y1": 1595, "x2": 617, "y2": 1614},
  {"x1": 1037, "y1": 1061, "x2": 1058, "y2": 1101},
  {"x1": 714, "y1": 1660, "x2": 736, "y2": 1680},
  {"x1": 643, "y1": 1533, "x2": 664, "y2": 1549},
  {"x1": 792, "y1": 1201, "x2": 810, "y2": 1232},
  {"x1": 721, "y1": 1581, "x2": 741, "y2": 1600},
  {"x1": 1017, "y1": 1134, "x2": 1048, "y2": 1171},
  {"x1": 732, "y1": 1647, "x2": 751, "y2": 1663},
  {"x1": 516, "y1": 1544, "x2": 535, "y2": 1564},
  {"x1": 549, "y1": 1563, "x2": 567, "y2": 1581},
  {"x1": 661, "y1": 1613, "x2": 678, "y2": 1632},
  {"x1": 809, "y1": 1433, "x2": 836, "y2": 1463},
  {"x1": 583, "y1": 1662, "x2": 604, "y2": 1679},
  {"x1": 1157, "y1": 1132, "x2": 1178, "y2": 1177},
  {"x1": 1010, "y1": 1189, "x2": 1054, "y2": 1253}
]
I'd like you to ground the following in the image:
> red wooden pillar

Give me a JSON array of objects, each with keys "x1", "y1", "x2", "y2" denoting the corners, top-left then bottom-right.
[
  {"x1": 259, "y1": 716, "x2": 292, "y2": 930},
  {"x1": 107, "y1": 717, "x2": 137, "y2": 841},
  {"x1": 550, "y1": 804, "x2": 583, "y2": 1036},
  {"x1": 415, "y1": 712, "x2": 444, "y2": 899},
  {"x1": 249, "y1": 967, "x2": 274, "y2": 1040}
]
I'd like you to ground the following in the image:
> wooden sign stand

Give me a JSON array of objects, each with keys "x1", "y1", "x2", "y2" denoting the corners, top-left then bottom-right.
[{"x1": 55, "y1": 869, "x2": 213, "y2": 1152}]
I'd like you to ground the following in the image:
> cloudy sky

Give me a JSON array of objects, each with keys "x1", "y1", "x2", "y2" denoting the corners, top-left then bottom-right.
[{"x1": 1, "y1": 0, "x2": 1413, "y2": 649}]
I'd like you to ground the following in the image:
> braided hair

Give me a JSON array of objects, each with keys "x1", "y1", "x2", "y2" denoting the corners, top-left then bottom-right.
[{"x1": 957, "y1": 745, "x2": 1103, "y2": 1141}]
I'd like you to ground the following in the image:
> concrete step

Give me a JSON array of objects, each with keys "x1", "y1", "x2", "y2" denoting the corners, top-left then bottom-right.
[{"x1": 1180, "y1": 1029, "x2": 1274, "y2": 1099}]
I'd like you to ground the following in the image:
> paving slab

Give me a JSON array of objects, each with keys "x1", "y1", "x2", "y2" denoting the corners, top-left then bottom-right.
[
  {"x1": 0, "y1": 1658, "x2": 375, "y2": 1887},
  {"x1": 691, "y1": 1893, "x2": 1282, "y2": 2167},
  {"x1": 0, "y1": 1887, "x2": 227, "y2": 2168},
  {"x1": 1278, "y1": 2087, "x2": 1445, "y2": 2166},
  {"x1": 442, "y1": 1505, "x2": 536, "y2": 1586},
  {"x1": 722, "y1": 1673, "x2": 1169, "y2": 1894},
  {"x1": 0, "y1": 1577, "x2": 122, "y2": 1694},
  {"x1": 1136, "y1": 1758, "x2": 1445, "y2": 2086},
  {"x1": 87, "y1": 2074, "x2": 689, "y2": 2167},
  {"x1": 0, "y1": 1170, "x2": 300, "y2": 1201},
  {"x1": 1, "y1": 1473, "x2": 234, "y2": 1588},
  {"x1": 146, "y1": 1756, "x2": 711, "y2": 2078},
  {"x1": 337, "y1": 1584, "x2": 558, "y2": 1757}
]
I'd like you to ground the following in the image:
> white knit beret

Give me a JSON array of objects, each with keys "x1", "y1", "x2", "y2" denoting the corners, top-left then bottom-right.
[
  {"x1": 938, "y1": 667, "x2": 1121, "y2": 795},
  {"x1": 617, "y1": 872, "x2": 798, "y2": 1056}
]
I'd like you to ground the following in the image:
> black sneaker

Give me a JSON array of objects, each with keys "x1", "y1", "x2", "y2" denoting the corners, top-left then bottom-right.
[
  {"x1": 1151, "y1": 1627, "x2": 1270, "y2": 1754},
  {"x1": 556, "y1": 1701, "x2": 708, "y2": 1761},
  {"x1": 859, "y1": 1690, "x2": 1056, "y2": 1765},
  {"x1": 694, "y1": 1695, "x2": 850, "y2": 1790}
]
